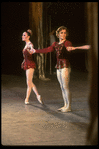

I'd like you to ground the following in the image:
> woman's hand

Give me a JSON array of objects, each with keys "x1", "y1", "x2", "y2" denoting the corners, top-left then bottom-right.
[
  {"x1": 29, "y1": 48, "x2": 36, "y2": 54},
  {"x1": 75, "y1": 45, "x2": 91, "y2": 50},
  {"x1": 67, "y1": 46, "x2": 76, "y2": 51},
  {"x1": 67, "y1": 45, "x2": 90, "y2": 51},
  {"x1": 27, "y1": 47, "x2": 36, "y2": 54}
]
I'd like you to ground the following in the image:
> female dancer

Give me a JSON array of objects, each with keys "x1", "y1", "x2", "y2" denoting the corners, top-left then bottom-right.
[
  {"x1": 21, "y1": 29, "x2": 43, "y2": 105},
  {"x1": 30, "y1": 26, "x2": 90, "y2": 112}
]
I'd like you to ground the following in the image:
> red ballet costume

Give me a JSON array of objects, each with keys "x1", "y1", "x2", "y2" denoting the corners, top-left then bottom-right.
[
  {"x1": 21, "y1": 42, "x2": 36, "y2": 70},
  {"x1": 35, "y1": 40, "x2": 72, "y2": 69}
]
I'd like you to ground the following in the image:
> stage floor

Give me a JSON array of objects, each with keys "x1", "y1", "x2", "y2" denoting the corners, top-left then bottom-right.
[{"x1": 1, "y1": 70, "x2": 90, "y2": 145}]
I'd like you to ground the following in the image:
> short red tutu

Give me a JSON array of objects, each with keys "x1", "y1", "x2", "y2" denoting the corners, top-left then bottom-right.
[{"x1": 21, "y1": 47, "x2": 36, "y2": 70}]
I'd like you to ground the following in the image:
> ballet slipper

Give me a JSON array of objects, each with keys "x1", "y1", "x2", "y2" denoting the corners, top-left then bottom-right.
[
  {"x1": 61, "y1": 108, "x2": 69, "y2": 112},
  {"x1": 37, "y1": 95, "x2": 44, "y2": 104},
  {"x1": 25, "y1": 99, "x2": 29, "y2": 105},
  {"x1": 57, "y1": 106, "x2": 67, "y2": 111},
  {"x1": 67, "y1": 106, "x2": 72, "y2": 112},
  {"x1": 61, "y1": 106, "x2": 71, "y2": 113}
]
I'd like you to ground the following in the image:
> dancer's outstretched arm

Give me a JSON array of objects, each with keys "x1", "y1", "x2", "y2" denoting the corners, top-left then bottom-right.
[
  {"x1": 29, "y1": 42, "x2": 56, "y2": 54},
  {"x1": 75, "y1": 45, "x2": 90, "y2": 50}
]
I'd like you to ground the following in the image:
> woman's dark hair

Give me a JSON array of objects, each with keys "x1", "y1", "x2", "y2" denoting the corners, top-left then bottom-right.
[{"x1": 26, "y1": 29, "x2": 32, "y2": 37}]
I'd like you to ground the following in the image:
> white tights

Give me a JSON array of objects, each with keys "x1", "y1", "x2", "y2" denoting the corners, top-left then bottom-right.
[
  {"x1": 25, "y1": 68, "x2": 39, "y2": 101},
  {"x1": 57, "y1": 67, "x2": 71, "y2": 108}
]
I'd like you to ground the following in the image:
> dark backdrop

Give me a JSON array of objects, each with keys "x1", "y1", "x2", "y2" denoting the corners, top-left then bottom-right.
[
  {"x1": 1, "y1": 2, "x2": 29, "y2": 75},
  {"x1": 1, "y1": 2, "x2": 87, "y2": 76}
]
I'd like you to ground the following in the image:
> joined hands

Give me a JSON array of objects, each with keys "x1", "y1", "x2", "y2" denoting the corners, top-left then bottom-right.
[{"x1": 27, "y1": 48, "x2": 36, "y2": 54}]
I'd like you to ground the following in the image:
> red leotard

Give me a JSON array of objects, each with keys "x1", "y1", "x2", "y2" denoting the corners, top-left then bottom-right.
[{"x1": 21, "y1": 42, "x2": 36, "y2": 70}]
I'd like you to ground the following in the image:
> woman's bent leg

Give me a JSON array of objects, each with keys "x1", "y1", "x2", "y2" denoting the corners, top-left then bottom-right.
[
  {"x1": 31, "y1": 72, "x2": 43, "y2": 104},
  {"x1": 25, "y1": 68, "x2": 34, "y2": 102},
  {"x1": 32, "y1": 83, "x2": 39, "y2": 97}
]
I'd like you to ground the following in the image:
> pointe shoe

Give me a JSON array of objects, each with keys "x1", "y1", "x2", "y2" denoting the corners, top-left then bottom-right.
[
  {"x1": 37, "y1": 95, "x2": 44, "y2": 104},
  {"x1": 61, "y1": 107, "x2": 69, "y2": 112},
  {"x1": 57, "y1": 106, "x2": 66, "y2": 111},
  {"x1": 61, "y1": 106, "x2": 71, "y2": 113},
  {"x1": 67, "y1": 106, "x2": 72, "y2": 112},
  {"x1": 25, "y1": 99, "x2": 29, "y2": 105}
]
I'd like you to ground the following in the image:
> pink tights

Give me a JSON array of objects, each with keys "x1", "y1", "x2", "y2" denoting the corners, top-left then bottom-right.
[{"x1": 25, "y1": 68, "x2": 39, "y2": 102}]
